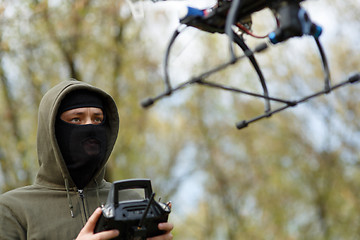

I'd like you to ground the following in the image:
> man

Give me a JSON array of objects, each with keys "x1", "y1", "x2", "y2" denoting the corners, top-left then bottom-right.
[{"x1": 0, "y1": 79, "x2": 173, "y2": 240}]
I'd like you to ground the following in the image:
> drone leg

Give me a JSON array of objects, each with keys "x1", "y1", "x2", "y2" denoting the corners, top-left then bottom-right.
[
  {"x1": 141, "y1": 27, "x2": 186, "y2": 108},
  {"x1": 163, "y1": 28, "x2": 184, "y2": 94},
  {"x1": 235, "y1": 73, "x2": 360, "y2": 129},
  {"x1": 314, "y1": 37, "x2": 331, "y2": 93},
  {"x1": 232, "y1": 32, "x2": 271, "y2": 115}
]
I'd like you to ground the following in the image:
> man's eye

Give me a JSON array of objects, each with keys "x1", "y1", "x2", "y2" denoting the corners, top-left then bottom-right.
[
  {"x1": 94, "y1": 118, "x2": 103, "y2": 123},
  {"x1": 70, "y1": 118, "x2": 81, "y2": 123}
]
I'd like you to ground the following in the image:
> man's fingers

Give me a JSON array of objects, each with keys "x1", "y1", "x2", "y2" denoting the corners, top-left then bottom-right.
[
  {"x1": 158, "y1": 222, "x2": 174, "y2": 232},
  {"x1": 146, "y1": 222, "x2": 174, "y2": 240},
  {"x1": 147, "y1": 232, "x2": 173, "y2": 240},
  {"x1": 82, "y1": 207, "x2": 103, "y2": 232},
  {"x1": 76, "y1": 208, "x2": 120, "y2": 240},
  {"x1": 94, "y1": 229, "x2": 120, "y2": 240}
]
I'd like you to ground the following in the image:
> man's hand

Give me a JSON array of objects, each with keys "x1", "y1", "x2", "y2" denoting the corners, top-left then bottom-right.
[
  {"x1": 76, "y1": 208, "x2": 174, "y2": 240},
  {"x1": 76, "y1": 208, "x2": 119, "y2": 240},
  {"x1": 147, "y1": 222, "x2": 174, "y2": 240}
]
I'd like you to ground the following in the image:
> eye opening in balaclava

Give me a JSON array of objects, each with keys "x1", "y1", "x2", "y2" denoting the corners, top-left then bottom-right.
[{"x1": 55, "y1": 89, "x2": 108, "y2": 189}]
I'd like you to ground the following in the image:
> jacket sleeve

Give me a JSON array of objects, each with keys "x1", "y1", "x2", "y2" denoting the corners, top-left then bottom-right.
[{"x1": 0, "y1": 203, "x2": 26, "y2": 240}]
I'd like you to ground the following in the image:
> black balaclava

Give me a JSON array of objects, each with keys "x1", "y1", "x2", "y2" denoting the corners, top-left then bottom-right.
[{"x1": 55, "y1": 90, "x2": 108, "y2": 189}]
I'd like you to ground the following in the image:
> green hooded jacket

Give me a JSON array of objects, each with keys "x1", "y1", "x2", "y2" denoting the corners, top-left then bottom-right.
[{"x1": 0, "y1": 80, "x2": 137, "y2": 240}]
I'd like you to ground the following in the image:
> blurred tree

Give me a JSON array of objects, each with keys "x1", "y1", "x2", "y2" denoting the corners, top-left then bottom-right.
[
  {"x1": 159, "y1": 0, "x2": 360, "y2": 239},
  {"x1": 0, "y1": 0, "x2": 359, "y2": 239},
  {"x1": 0, "y1": 0, "x2": 185, "y2": 194}
]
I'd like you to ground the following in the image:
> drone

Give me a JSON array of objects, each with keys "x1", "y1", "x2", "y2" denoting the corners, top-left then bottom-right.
[{"x1": 140, "y1": 0, "x2": 360, "y2": 129}]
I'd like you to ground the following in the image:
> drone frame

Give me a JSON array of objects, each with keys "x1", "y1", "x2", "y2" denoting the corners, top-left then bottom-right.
[{"x1": 141, "y1": 0, "x2": 360, "y2": 129}]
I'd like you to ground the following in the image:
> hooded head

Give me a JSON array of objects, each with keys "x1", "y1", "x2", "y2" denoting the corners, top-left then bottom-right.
[
  {"x1": 35, "y1": 79, "x2": 119, "y2": 190},
  {"x1": 55, "y1": 89, "x2": 108, "y2": 189}
]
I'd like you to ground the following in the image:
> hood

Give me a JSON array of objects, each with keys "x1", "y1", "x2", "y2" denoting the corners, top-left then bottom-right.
[{"x1": 35, "y1": 79, "x2": 119, "y2": 190}]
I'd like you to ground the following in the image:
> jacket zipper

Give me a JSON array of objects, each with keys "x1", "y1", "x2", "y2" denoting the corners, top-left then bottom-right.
[{"x1": 78, "y1": 189, "x2": 88, "y2": 221}]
